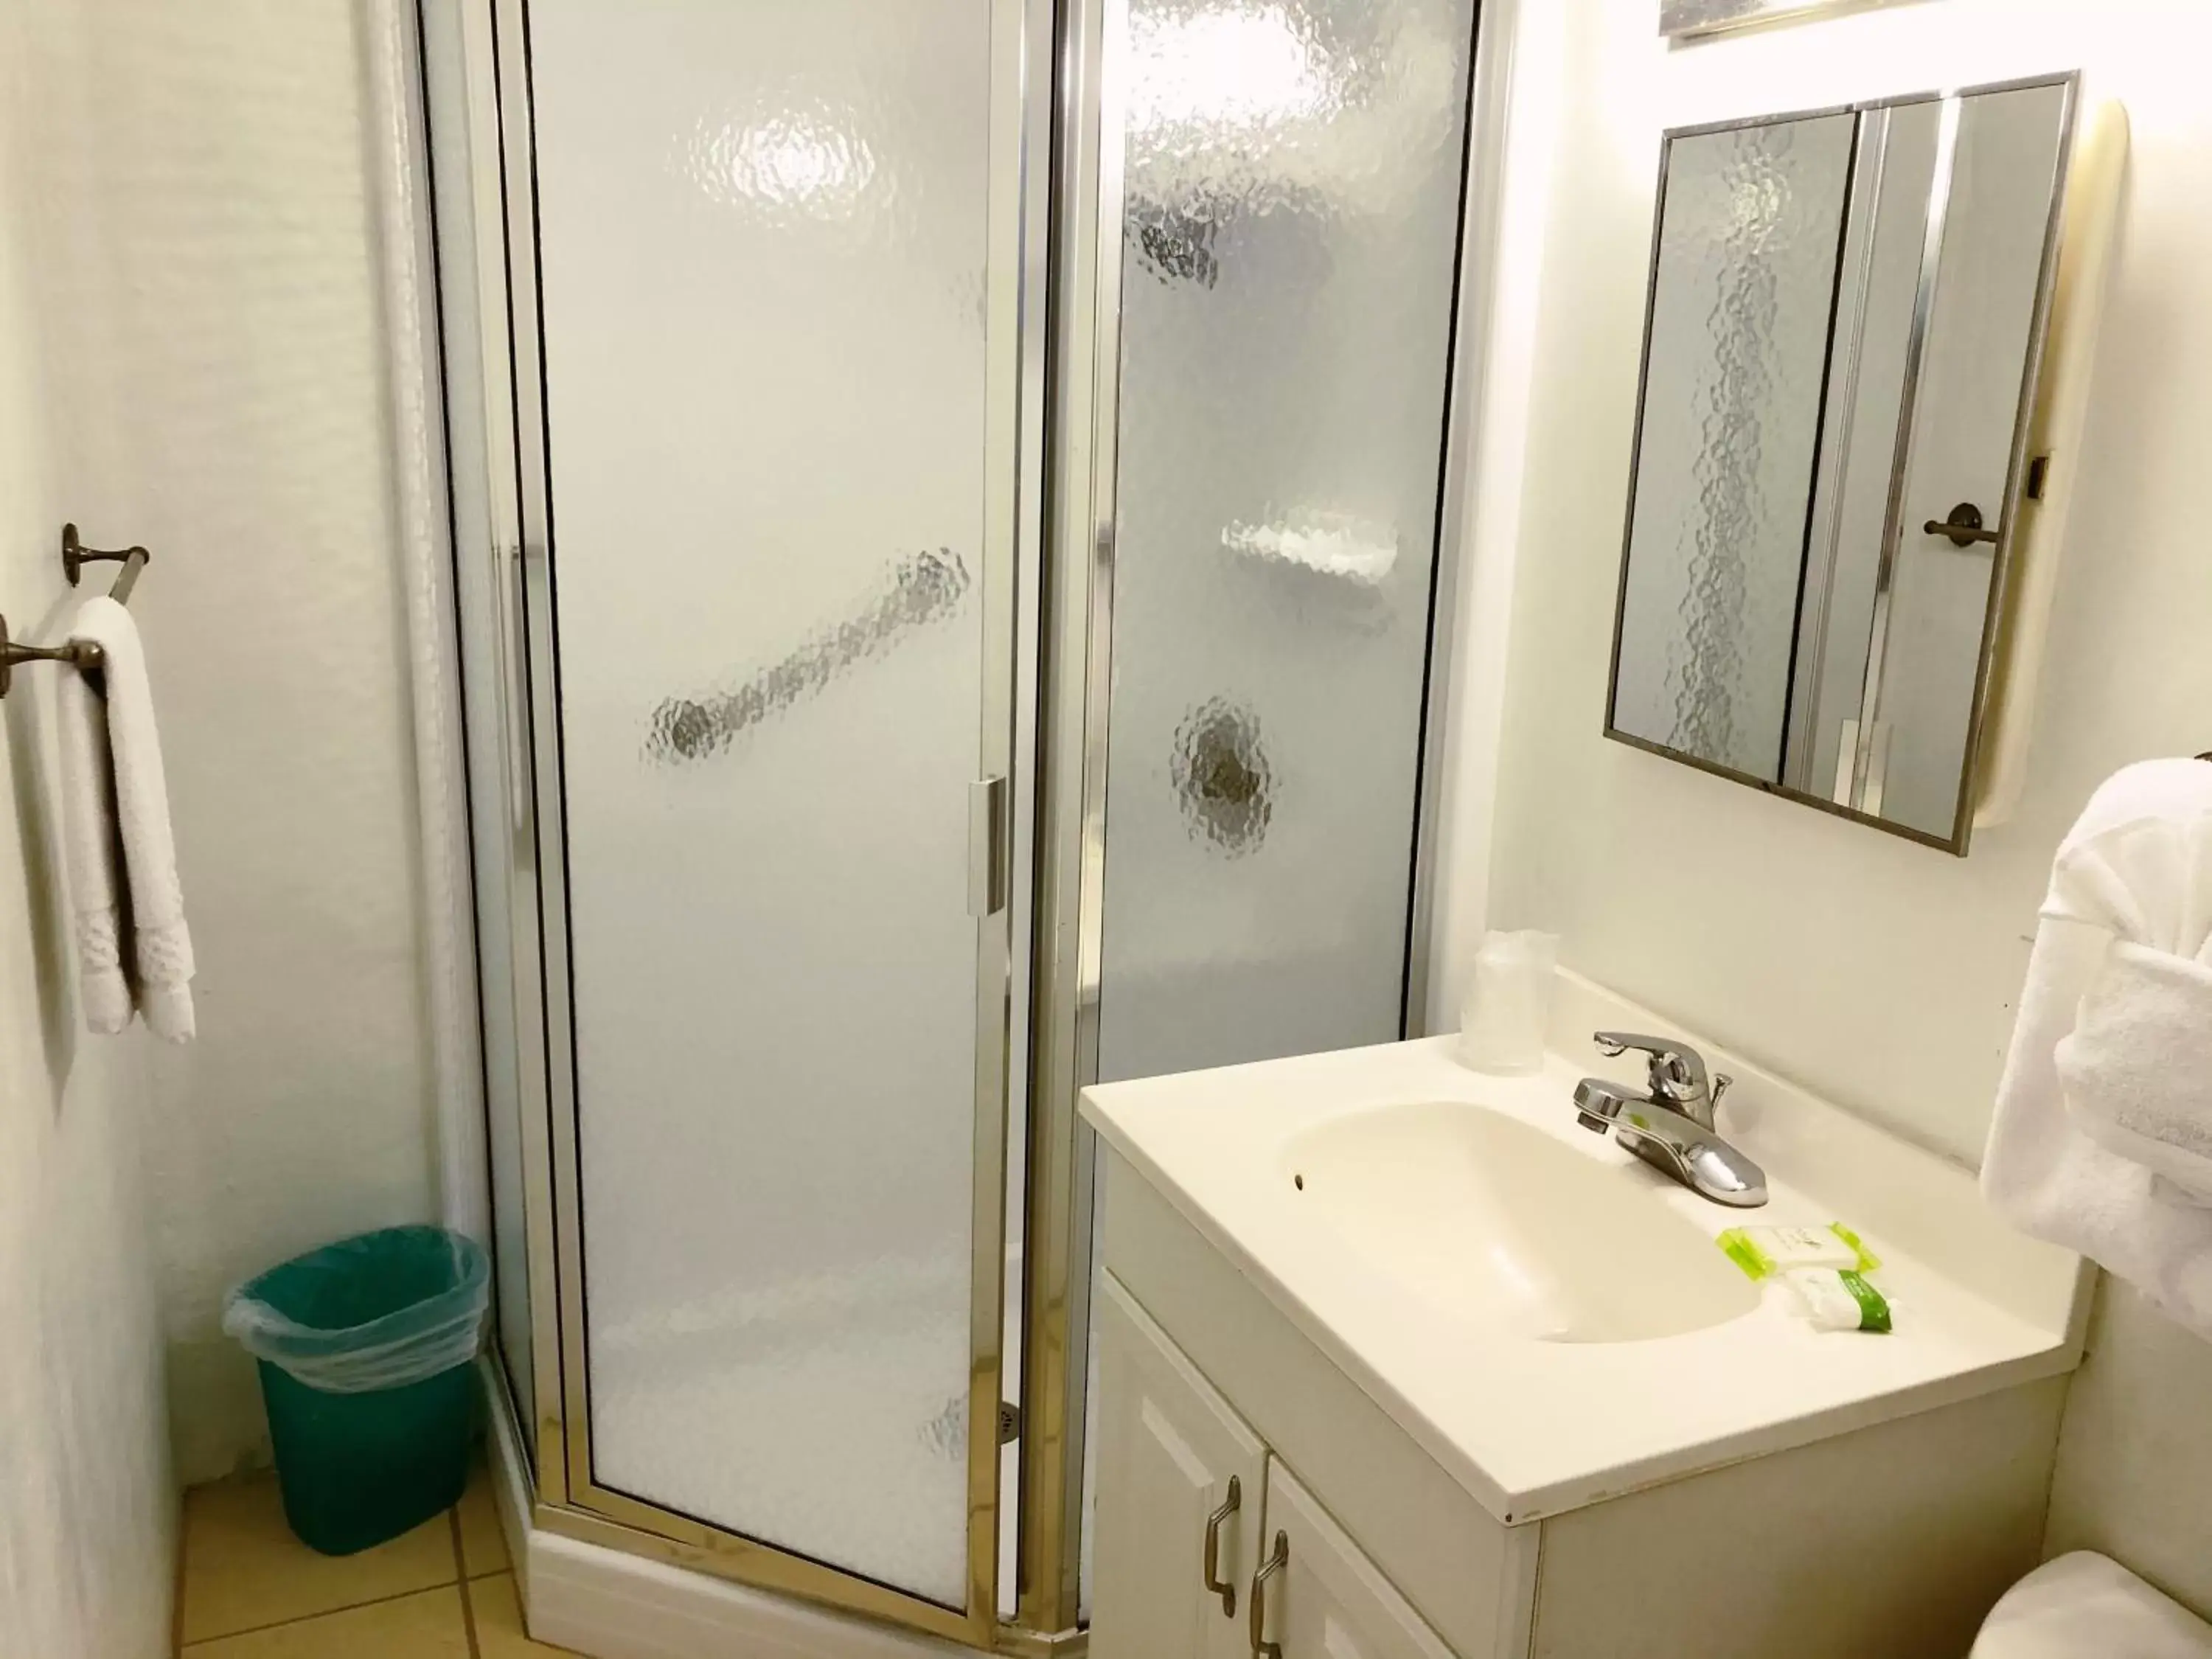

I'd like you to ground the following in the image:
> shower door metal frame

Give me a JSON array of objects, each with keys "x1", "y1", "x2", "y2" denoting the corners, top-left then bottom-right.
[
  {"x1": 460, "y1": 0, "x2": 1057, "y2": 1646},
  {"x1": 1015, "y1": 0, "x2": 1126, "y2": 1632},
  {"x1": 444, "y1": 0, "x2": 1508, "y2": 1642},
  {"x1": 422, "y1": 0, "x2": 571, "y2": 1501},
  {"x1": 1017, "y1": 0, "x2": 1505, "y2": 1635}
]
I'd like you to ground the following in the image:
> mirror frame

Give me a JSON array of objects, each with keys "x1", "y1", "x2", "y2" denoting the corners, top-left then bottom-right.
[
  {"x1": 1602, "y1": 74, "x2": 2079, "y2": 856},
  {"x1": 1661, "y1": 0, "x2": 1874, "y2": 39}
]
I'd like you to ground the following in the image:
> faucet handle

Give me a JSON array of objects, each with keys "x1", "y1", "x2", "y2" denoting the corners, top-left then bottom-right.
[{"x1": 1592, "y1": 1031, "x2": 1712, "y2": 1104}]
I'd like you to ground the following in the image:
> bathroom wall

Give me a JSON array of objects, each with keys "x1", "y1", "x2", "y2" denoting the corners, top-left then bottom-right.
[
  {"x1": 17, "y1": 0, "x2": 441, "y2": 1483},
  {"x1": 1436, "y1": 0, "x2": 2212, "y2": 1616},
  {"x1": 2045, "y1": 1280, "x2": 2212, "y2": 1613},
  {"x1": 0, "y1": 6, "x2": 175, "y2": 1652}
]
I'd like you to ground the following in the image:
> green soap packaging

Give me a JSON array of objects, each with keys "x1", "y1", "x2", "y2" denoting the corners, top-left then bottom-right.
[
  {"x1": 1718, "y1": 1222, "x2": 1880, "y2": 1280},
  {"x1": 1781, "y1": 1267, "x2": 1893, "y2": 1334}
]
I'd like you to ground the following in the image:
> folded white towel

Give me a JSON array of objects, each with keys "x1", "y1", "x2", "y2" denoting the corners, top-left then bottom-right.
[
  {"x1": 1983, "y1": 759, "x2": 2212, "y2": 1333},
  {"x1": 2059, "y1": 940, "x2": 2212, "y2": 1199},
  {"x1": 55, "y1": 597, "x2": 195, "y2": 1042}
]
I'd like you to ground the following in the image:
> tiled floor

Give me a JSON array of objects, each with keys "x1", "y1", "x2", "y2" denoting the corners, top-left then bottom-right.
[{"x1": 177, "y1": 1460, "x2": 578, "y2": 1657}]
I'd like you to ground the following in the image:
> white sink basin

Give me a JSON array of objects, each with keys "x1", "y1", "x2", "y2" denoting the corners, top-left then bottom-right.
[
  {"x1": 1280, "y1": 1100, "x2": 1761, "y2": 1343},
  {"x1": 1084, "y1": 992, "x2": 2085, "y2": 1522}
]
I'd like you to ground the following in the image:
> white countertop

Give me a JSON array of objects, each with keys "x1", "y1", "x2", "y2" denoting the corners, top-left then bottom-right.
[{"x1": 1081, "y1": 970, "x2": 2089, "y2": 1525}]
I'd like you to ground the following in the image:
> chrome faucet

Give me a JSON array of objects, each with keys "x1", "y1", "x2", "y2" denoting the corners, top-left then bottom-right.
[{"x1": 1573, "y1": 1032, "x2": 1767, "y2": 1208}]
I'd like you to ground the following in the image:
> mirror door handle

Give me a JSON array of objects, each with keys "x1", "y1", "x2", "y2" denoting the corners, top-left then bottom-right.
[{"x1": 1924, "y1": 501, "x2": 2002, "y2": 546}]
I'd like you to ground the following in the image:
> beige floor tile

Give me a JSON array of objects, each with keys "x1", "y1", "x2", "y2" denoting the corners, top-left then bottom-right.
[
  {"x1": 182, "y1": 1585, "x2": 470, "y2": 1658},
  {"x1": 457, "y1": 1457, "x2": 511, "y2": 1577},
  {"x1": 470, "y1": 1572, "x2": 584, "y2": 1656},
  {"x1": 179, "y1": 1475, "x2": 461, "y2": 1643}
]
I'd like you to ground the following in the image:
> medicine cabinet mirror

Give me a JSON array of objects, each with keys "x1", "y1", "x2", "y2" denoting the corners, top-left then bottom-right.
[{"x1": 1605, "y1": 74, "x2": 2078, "y2": 853}]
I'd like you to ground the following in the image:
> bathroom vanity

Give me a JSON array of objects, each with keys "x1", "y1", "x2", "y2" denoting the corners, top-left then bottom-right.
[{"x1": 1081, "y1": 972, "x2": 2088, "y2": 1659}]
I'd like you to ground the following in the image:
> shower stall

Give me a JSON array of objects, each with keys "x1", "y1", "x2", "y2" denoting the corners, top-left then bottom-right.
[{"x1": 418, "y1": 0, "x2": 1485, "y2": 1648}]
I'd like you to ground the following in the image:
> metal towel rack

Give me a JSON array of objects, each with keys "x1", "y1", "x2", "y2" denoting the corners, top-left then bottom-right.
[{"x1": 0, "y1": 525, "x2": 153, "y2": 697}]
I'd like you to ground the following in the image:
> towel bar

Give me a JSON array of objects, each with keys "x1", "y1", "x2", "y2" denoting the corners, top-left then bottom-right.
[{"x1": 0, "y1": 524, "x2": 153, "y2": 696}]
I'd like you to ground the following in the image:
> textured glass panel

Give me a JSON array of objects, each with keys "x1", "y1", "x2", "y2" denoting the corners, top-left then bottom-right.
[
  {"x1": 1613, "y1": 115, "x2": 1855, "y2": 781},
  {"x1": 1096, "y1": 0, "x2": 1478, "y2": 1085},
  {"x1": 529, "y1": 0, "x2": 992, "y2": 1607},
  {"x1": 1874, "y1": 85, "x2": 2067, "y2": 838}
]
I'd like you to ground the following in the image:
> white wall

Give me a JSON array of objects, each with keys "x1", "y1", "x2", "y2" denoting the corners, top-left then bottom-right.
[
  {"x1": 1436, "y1": 0, "x2": 2212, "y2": 1611},
  {"x1": 2045, "y1": 1280, "x2": 2212, "y2": 1614},
  {"x1": 18, "y1": 0, "x2": 442, "y2": 1484},
  {"x1": 0, "y1": 7, "x2": 175, "y2": 1651}
]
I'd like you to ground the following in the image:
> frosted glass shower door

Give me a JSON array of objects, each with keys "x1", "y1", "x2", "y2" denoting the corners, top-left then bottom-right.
[
  {"x1": 515, "y1": 0, "x2": 1019, "y2": 1622},
  {"x1": 1096, "y1": 0, "x2": 1482, "y2": 1082}
]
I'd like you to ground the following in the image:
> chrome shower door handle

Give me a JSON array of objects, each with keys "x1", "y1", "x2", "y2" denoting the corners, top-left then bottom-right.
[
  {"x1": 493, "y1": 542, "x2": 535, "y2": 846},
  {"x1": 1250, "y1": 1529, "x2": 1288, "y2": 1659},
  {"x1": 968, "y1": 776, "x2": 1009, "y2": 918},
  {"x1": 1203, "y1": 1476, "x2": 1240, "y2": 1617}
]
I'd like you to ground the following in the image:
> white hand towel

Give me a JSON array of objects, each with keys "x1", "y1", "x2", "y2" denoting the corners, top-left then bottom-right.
[
  {"x1": 55, "y1": 596, "x2": 195, "y2": 1042},
  {"x1": 1983, "y1": 758, "x2": 2212, "y2": 1334},
  {"x1": 2058, "y1": 941, "x2": 2212, "y2": 1198}
]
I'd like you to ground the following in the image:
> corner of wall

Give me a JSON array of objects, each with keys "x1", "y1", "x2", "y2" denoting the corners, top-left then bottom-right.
[
  {"x1": 1425, "y1": 0, "x2": 1573, "y2": 1030},
  {"x1": 2042, "y1": 1274, "x2": 2212, "y2": 1618}
]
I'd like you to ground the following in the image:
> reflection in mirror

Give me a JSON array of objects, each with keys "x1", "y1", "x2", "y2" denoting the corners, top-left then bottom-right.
[
  {"x1": 1607, "y1": 77, "x2": 2076, "y2": 853},
  {"x1": 1855, "y1": 82, "x2": 2073, "y2": 838},
  {"x1": 1785, "y1": 99, "x2": 1941, "y2": 808},
  {"x1": 1613, "y1": 112, "x2": 1855, "y2": 782}
]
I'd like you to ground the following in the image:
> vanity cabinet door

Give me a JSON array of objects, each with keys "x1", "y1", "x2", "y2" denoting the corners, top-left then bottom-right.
[
  {"x1": 1253, "y1": 1458, "x2": 1467, "y2": 1659},
  {"x1": 1093, "y1": 1274, "x2": 1267, "y2": 1659}
]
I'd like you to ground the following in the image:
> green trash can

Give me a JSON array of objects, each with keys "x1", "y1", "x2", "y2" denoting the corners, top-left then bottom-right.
[{"x1": 223, "y1": 1226, "x2": 490, "y2": 1557}]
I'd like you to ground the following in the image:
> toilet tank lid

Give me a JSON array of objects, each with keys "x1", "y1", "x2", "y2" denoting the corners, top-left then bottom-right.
[{"x1": 1973, "y1": 1554, "x2": 2212, "y2": 1659}]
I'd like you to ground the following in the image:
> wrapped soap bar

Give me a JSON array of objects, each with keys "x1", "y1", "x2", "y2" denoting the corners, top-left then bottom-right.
[
  {"x1": 1718, "y1": 1222, "x2": 1879, "y2": 1280},
  {"x1": 1781, "y1": 1267, "x2": 1893, "y2": 1334}
]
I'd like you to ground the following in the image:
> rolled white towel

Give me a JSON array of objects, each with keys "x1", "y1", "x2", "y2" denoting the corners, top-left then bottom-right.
[
  {"x1": 1983, "y1": 759, "x2": 2212, "y2": 1333},
  {"x1": 55, "y1": 596, "x2": 195, "y2": 1042}
]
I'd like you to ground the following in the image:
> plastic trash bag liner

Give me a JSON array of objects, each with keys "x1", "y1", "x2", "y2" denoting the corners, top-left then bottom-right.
[{"x1": 223, "y1": 1225, "x2": 489, "y2": 1395}]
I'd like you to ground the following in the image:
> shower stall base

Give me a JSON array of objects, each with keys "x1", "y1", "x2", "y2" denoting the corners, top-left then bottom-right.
[{"x1": 478, "y1": 1360, "x2": 1024, "y2": 1659}]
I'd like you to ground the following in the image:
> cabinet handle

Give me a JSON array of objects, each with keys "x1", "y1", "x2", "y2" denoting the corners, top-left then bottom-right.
[
  {"x1": 1203, "y1": 1476, "x2": 1241, "y2": 1617},
  {"x1": 1249, "y1": 1529, "x2": 1288, "y2": 1659}
]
